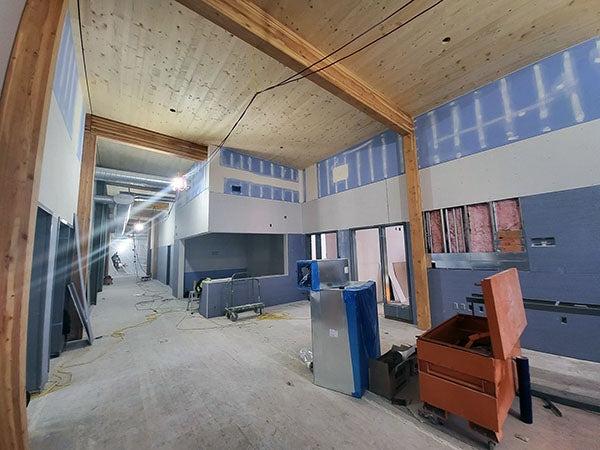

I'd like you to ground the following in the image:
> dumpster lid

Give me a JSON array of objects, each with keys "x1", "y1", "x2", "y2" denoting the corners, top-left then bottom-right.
[{"x1": 481, "y1": 268, "x2": 527, "y2": 359}]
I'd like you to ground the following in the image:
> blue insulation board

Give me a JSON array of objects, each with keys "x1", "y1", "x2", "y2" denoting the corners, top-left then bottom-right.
[
  {"x1": 220, "y1": 147, "x2": 299, "y2": 182},
  {"x1": 177, "y1": 161, "x2": 208, "y2": 207},
  {"x1": 53, "y1": 12, "x2": 79, "y2": 138},
  {"x1": 317, "y1": 130, "x2": 404, "y2": 198},
  {"x1": 343, "y1": 281, "x2": 381, "y2": 398},
  {"x1": 224, "y1": 178, "x2": 299, "y2": 203},
  {"x1": 415, "y1": 37, "x2": 600, "y2": 169}
]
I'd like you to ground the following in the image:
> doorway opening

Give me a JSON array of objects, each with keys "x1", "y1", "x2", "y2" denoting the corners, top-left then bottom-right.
[
  {"x1": 353, "y1": 227, "x2": 383, "y2": 302},
  {"x1": 383, "y1": 225, "x2": 410, "y2": 305},
  {"x1": 309, "y1": 232, "x2": 338, "y2": 259}
]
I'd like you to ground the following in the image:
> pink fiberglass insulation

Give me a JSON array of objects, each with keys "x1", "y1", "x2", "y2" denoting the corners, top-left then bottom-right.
[
  {"x1": 429, "y1": 210, "x2": 444, "y2": 253},
  {"x1": 447, "y1": 207, "x2": 466, "y2": 253},
  {"x1": 495, "y1": 199, "x2": 522, "y2": 230},
  {"x1": 467, "y1": 204, "x2": 494, "y2": 252}
]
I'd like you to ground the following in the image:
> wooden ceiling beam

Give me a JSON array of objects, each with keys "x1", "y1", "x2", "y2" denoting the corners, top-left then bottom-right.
[
  {"x1": 89, "y1": 115, "x2": 208, "y2": 161},
  {"x1": 176, "y1": 0, "x2": 414, "y2": 135}
]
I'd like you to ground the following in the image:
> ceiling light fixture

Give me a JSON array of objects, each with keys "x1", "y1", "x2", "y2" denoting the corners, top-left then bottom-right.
[
  {"x1": 133, "y1": 222, "x2": 145, "y2": 232},
  {"x1": 171, "y1": 175, "x2": 188, "y2": 192}
]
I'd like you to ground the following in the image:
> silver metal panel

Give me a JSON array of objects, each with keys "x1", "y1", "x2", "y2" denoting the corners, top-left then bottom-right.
[
  {"x1": 315, "y1": 258, "x2": 350, "y2": 288},
  {"x1": 310, "y1": 289, "x2": 355, "y2": 395}
]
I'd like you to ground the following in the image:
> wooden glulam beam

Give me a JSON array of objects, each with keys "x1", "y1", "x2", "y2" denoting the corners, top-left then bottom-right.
[
  {"x1": 0, "y1": 1, "x2": 67, "y2": 448},
  {"x1": 176, "y1": 0, "x2": 414, "y2": 135},
  {"x1": 403, "y1": 133, "x2": 431, "y2": 330},
  {"x1": 89, "y1": 115, "x2": 208, "y2": 161}
]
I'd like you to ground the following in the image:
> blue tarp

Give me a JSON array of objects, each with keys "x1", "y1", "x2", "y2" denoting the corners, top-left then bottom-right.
[{"x1": 343, "y1": 281, "x2": 381, "y2": 397}]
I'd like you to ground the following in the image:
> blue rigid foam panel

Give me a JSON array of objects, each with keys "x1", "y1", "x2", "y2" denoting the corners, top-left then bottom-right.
[
  {"x1": 520, "y1": 185, "x2": 600, "y2": 275},
  {"x1": 415, "y1": 37, "x2": 600, "y2": 169},
  {"x1": 220, "y1": 148, "x2": 299, "y2": 182},
  {"x1": 53, "y1": 12, "x2": 79, "y2": 137},
  {"x1": 176, "y1": 161, "x2": 208, "y2": 207},
  {"x1": 317, "y1": 130, "x2": 404, "y2": 198},
  {"x1": 224, "y1": 178, "x2": 299, "y2": 203}
]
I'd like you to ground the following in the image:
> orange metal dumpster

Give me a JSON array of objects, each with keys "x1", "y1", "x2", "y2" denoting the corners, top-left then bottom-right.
[{"x1": 417, "y1": 268, "x2": 527, "y2": 443}]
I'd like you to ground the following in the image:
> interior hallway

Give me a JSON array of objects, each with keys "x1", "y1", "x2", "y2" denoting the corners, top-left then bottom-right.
[{"x1": 27, "y1": 278, "x2": 600, "y2": 450}]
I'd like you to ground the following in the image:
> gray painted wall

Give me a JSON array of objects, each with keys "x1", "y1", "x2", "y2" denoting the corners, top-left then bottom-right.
[{"x1": 197, "y1": 234, "x2": 308, "y2": 318}]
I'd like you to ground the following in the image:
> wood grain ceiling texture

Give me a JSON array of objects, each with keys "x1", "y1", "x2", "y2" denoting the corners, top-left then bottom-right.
[
  {"x1": 81, "y1": 0, "x2": 600, "y2": 167},
  {"x1": 253, "y1": 0, "x2": 600, "y2": 115},
  {"x1": 80, "y1": 0, "x2": 385, "y2": 168}
]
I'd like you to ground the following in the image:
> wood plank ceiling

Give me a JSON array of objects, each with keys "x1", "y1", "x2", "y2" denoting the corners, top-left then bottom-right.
[
  {"x1": 81, "y1": 0, "x2": 600, "y2": 168},
  {"x1": 80, "y1": 0, "x2": 385, "y2": 168}
]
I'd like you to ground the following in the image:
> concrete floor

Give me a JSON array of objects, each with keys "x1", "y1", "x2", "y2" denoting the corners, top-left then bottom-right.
[{"x1": 28, "y1": 277, "x2": 600, "y2": 449}]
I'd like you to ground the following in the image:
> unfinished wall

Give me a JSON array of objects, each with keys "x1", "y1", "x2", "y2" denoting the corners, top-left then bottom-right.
[
  {"x1": 38, "y1": 13, "x2": 86, "y2": 223},
  {"x1": 302, "y1": 37, "x2": 600, "y2": 361}
]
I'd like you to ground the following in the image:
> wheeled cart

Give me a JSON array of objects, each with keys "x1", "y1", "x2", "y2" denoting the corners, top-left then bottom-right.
[{"x1": 224, "y1": 272, "x2": 264, "y2": 321}]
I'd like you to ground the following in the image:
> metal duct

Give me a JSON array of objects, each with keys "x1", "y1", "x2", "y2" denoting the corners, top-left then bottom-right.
[
  {"x1": 94, "y1": 195, "x2": 114, "y2": 204},
  {"x1": 95, "y1": 167, "x2": 172, "y2": 191},
  {"x1": 133, "y1": 193, "x2": 176, "y2": 202}
]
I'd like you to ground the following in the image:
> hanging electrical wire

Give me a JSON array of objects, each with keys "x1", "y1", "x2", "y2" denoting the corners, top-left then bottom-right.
[{"x1": 204, "y1": 0, "x2": 446, "y2": 166}]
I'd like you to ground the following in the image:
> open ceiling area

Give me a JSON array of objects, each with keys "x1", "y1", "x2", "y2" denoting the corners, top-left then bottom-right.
[
  {"x1": 81, "y1": 0, "x2": 600, "y2": 168},
  {"x1": 96, "y1": 138, "x2": 194, "y2": 178}
]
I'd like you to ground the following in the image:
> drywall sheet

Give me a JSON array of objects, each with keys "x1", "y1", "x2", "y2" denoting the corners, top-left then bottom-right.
[
  {"x1": 416, "y1": 37, "x2": 600, "y2": 169},
  {"x1": 53, "y1": 13, "x2": 79, "y2": 138},
  {"x1": 317, "y1": 130, "x2": 403, "y2": 198},
  {"x1": 220, "y1": 148, "x2": 299, "y2": 182},
  {"x1": 419, "y1": 117, "x2": 600, "y2": 211},
  {"x1": 224, "y1": 177, "x2": 299, "y2": 203},
  {"x1": 177, "y1": 161, "x2": 208, "y2": 207},
  {"x1": 209, "y1": 192, "x2": 303, "y2": 235}
]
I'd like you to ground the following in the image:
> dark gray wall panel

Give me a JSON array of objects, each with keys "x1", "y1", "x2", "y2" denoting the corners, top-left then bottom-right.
[
  {"x1": 428, "y1": 268, "x2": 600, "y2": 362},
  {"x1": 520, "y1": 185, "x2": 600, "y2": 274},
  {"x1": 198, "y1": 234, "x2": 308, "y2": 318},
  {"x1": 156, "y1": 245, "x2": 169, "y2": 285}
]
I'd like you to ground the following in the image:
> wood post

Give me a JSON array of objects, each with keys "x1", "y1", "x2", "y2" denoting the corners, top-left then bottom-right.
[
  {"x1": 76, "y1": 118, "x2": 98, "y2": 290},
  {"x1": 403, "y1": 133, "x2": 431, "y2": 330},
  {"x1": 0, "y1": 1, "x2": 67, "y2": 448}
]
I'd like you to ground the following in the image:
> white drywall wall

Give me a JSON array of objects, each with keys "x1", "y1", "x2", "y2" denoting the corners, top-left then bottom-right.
[
  {"x1": 303, "y1": 119, "x2": 600, "y2": 232},
  {"x1": 38, "y1": 92, "x2": 84, "y2": 223},
  {"x1": 0, "y1": 0, "x2": 26, "y2": 89},
  {"x1": 302, "y1": 175, "x2": 408, "y2": 233},
  {"x1": 157, "y1": 208, "x2": 176, "y2": 247},
  {"x1": 209, "y1": 147, "x2": 301, "y2": 195},
  {"x1": 305, "y1": 164, "x2": 318, "y2": 202},
  {"x1": 209, "y1": 192, "x2": 303, "y2": 234},
  {"x1": 420, "y1": 118, "x2": 600, "y2": 210},
  {"x1": 174, "y1": 189, "x2": 209, "y2": 240}
]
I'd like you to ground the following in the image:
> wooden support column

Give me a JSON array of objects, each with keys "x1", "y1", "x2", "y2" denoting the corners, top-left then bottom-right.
[
  {"x1": 403, "y1": 133, "x2": 431, "y2": 330},
  {"x1": 0, "y1": 0, "x2": 66, "y2": 448},
  {"x1": 77, "y1": 116, "x2": 98, "y2": 289}
]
